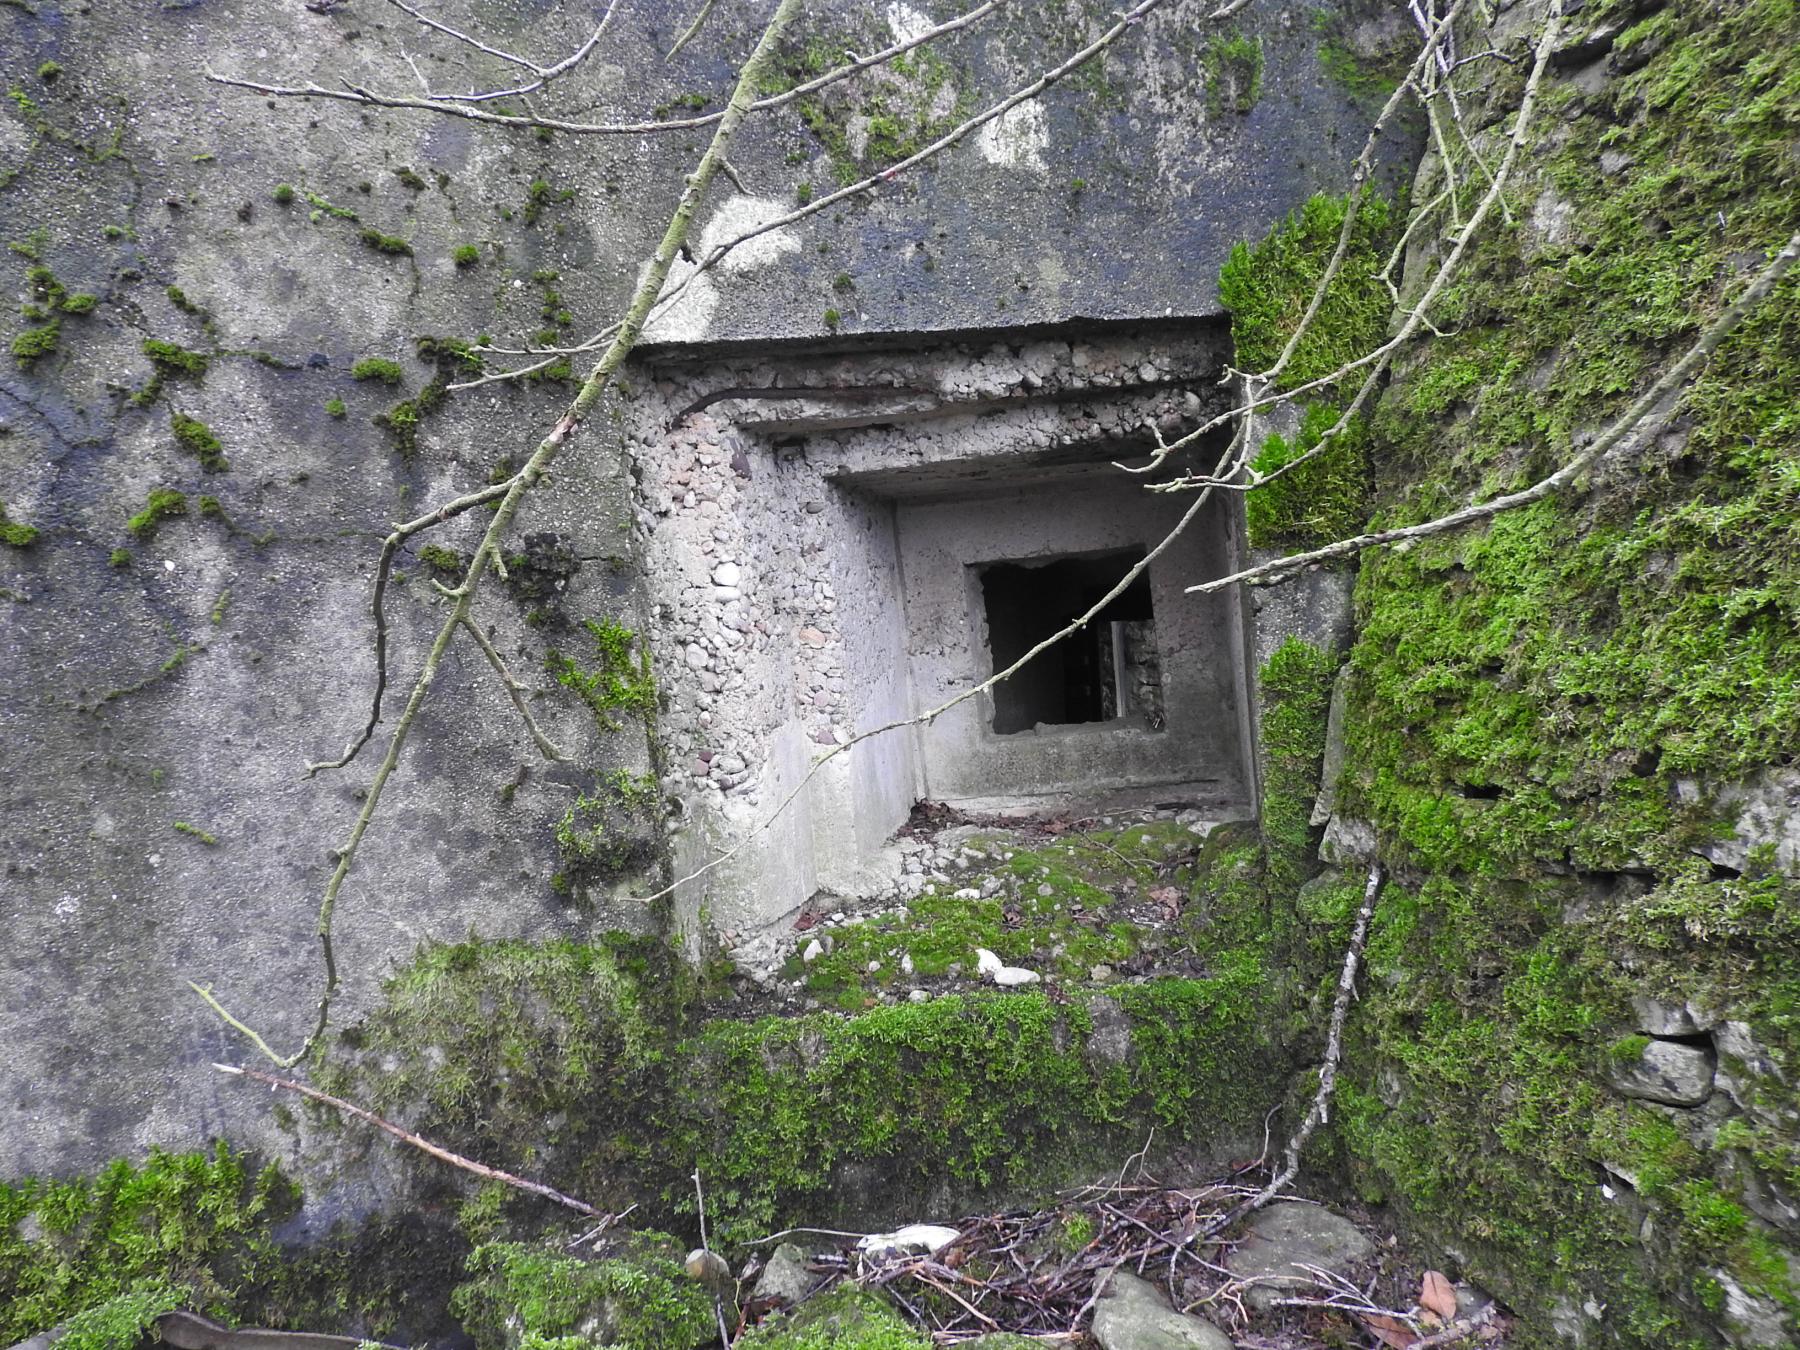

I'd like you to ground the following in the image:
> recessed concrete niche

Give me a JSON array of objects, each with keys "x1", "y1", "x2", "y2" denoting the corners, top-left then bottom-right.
[{"x1": 626, "y1": 324, "x2": 1257, "y2": 932}]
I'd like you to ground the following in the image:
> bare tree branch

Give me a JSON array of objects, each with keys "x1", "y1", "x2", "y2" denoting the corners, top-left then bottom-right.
[
  {"x1": 212, "y1": 1062, "x2": 601, "y2": 1215},
  {"x1": 206, "y1": 0, "x2": 1005, "y2": 136},
  {"x1": 195, "y1": 0, "x2": 808, "y2": 1068},
  {"x1": 1184, "y1": 227, "x2": 1800, "y2": 594},
  {"x1": 1150, "y1": 4, "x2": 1565, "y2": 498},
  {"x1": 455, "y1": 0, "x2": 1186, "y2": 389},
  {"x1": 1210, "y1": 865, "x2": 1384, "y2": 1235},
  {"x1": 459, "y1": 614, "x2": 570, "y2": 762},
  {"x1": 305, "y1": 478, "x2": 515, "y2": 777},
  {"x1": 380, "y1": 0, "x2": 620, "y2": 103},
  {"x1": 667, "y1": 0, "x2": 723, "y2": 62}
]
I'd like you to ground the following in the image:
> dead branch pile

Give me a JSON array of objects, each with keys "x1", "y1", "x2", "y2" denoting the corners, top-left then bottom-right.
[{"x1": 748, "y1": 1168, "x2": 1503, "y2": 1347}]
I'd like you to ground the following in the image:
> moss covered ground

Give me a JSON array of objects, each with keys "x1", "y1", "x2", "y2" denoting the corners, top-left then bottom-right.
[{"x1": 779, "y1": 819, "x2": 1207, "y2": 1009}]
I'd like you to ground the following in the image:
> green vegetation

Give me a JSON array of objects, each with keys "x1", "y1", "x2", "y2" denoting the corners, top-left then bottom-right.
[
  {"x1": 1256, "y1": 639, "x2": 1336, "y2": 889},
  {"x1": 522, "y1": 178, "x2": 575, "y2": 226},
  {"x1": 394, "y1": 166, "x2": 427, "y2": 191},
  {"x1": 823, "y1": 307, "x2": 841, "y2": 329},
  {"x1": 11, "y1": 319, "x2": 58, "y2": 362},
  {"x1": 1219, "y1": 191, "x2": 1394, "y2": 548},
  {"x1": 321, "y1": 928, "x2": 1275, "y2": 1251},
  {"x1": 172, "y1": 821, "x2": 218, "y2": 846},
  {"x1": 1321, "y1": 2, "x2": 1800, "y2": 1341},
  {"x1": 547, "y1": 618, "x2": 657, "y2": 733},
  {"x1": 109, "y1": 548, "x2": 130, "y2": 567},
  {"x1": 10, "y1": 255, "x2": 97, "y2": 364},
  {"x1": 170, "y1": 412, "x2": 228, "y2": 473},
  {"x1": 373, "y1": 335, "x2": 483, "y2": 458},
  {"x1": 1219, "y1": 191, "x2": 1393, "y2": 392},
  {"x1": 165, "y1": 285, "x2": 203, "y2": 315},
  {"x1": 452, "y1": 243, "x2": 480, "y2": 267},
  {"x1": 142, "y1": 339, "x2": 208, "y2": 378},
  {"x1": 0, "y1": 1144, "x2": 300, "y2": 1344},
  {"x1": 762, "y1": 31, "x2": 968, "y2": 186},
  {"x1": 350, "y1": 356, "x2": 405, "y2": 384},
  {"x1": 324, "y1": 397, "x2": 346, "y2": 419},
  {"x1": 271, "y1": 183, "x2": 295, "y2": 204},
  {"x1": 304, "y1": 190, "x2": 357, "y2": 222},
  {"x1": 452, "y1": 1236, "x2": 712, "y2": 1350},
  {"x1": 785, "y1": 820, "x2": 1198, "y2": 1010},
  {"x1": 554, "y1": 770, "x2": 662, "y2": 888},
  {"x1": 416, "y1": 544, "x2": 463, "y2": 573},
  {"x1": 0, "y1": 500, "x2": 39, "y2": 547},
  {"x1": 125, "y1": 488, "x2": 187, "y2": 540},
  {"x1": 37, "y1": 61, "x2": 62, "y2": 83},
  {"x1": 738, "y1": 1287, "x2": 927, "y2": 1350},
  {"x1": 1206, "y1": 31, "x2": 1263, "y2": 115},
  {"x1": 1311, "y1": 10, "x2": 1411, "y2": 111},
  {"x1": 1247, "y1": 402, "x2": 1369, "y2": 549},
  {"x1": 358, "y1": 228, "x2": 413, "y2": 257}
]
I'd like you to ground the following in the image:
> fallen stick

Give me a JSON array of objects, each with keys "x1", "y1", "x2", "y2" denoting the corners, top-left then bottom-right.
[{"x1": 212, "y1": 1062, "x2": 600, "y2": 1216}]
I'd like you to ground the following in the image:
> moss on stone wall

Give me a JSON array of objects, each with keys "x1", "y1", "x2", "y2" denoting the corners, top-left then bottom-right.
[
  {"x1": 0, "y1": 1144, "x2": 299, "y2": 1344},
  {"x1": 1219, "y1": 191, "x2": 1394, "y2": 549},
  {"x1": 313, "y1": 930, "x2": 1278, "y2": 1251},
  {"x1": 737, "y1": 1287, "x2": 927, "y2": 1350},
  {"x1": 1326, "y1": 1, "x2": 1800, "y2": 1343},
  {"x1": 1256, "y1": 638, "x2": 1337, "y2": 889}
]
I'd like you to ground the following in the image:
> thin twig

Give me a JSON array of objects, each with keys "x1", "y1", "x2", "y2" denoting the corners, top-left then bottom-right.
[
  {"x1": 1152, "y1": 4, "x2": 1565, "y2": 497},
  {"x1": 1186, "y1": 227, "x2": 1800, "y2": 595},
  {"x1": 667, "y1": 0, "x2": 722, "y2": 61},
  {"x1": 459, "y1": 615, "x2": 570, "y2": 762},
  {"x1": 1211, "y1": 867, "x2": 1383, "y2": 1235},
  {"x1": 454, "y1": 0, "x2": 1180, "y2": 390},
  {"x1": 207, "y1": 1, "x2": 1003, "y2": 136},
  {"x1": 195, "y1": 0, "x2": 807, "y2": 1067},
  {"x1": 305, "y1": 479, "x2": 513, "y2": 777},
  {"x1": 211, "y1": 1062, "x2": 600, "y2": 1215}
]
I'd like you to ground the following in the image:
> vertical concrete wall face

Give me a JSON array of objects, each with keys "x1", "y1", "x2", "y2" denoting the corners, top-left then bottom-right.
[
  {"x1": 0, "y1": 0, "x2": 1412, "y2": 1186},
  {"x1": 629, "y1": 327, "x2": 1256, "y2": 929},
  {"x1": 893, "y1": 475, "x2": 1246, "y2": 807}
]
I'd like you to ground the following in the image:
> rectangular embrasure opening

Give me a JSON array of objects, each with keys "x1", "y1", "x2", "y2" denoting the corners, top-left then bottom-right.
[{"x1": 977, "y1": 547, "x2": 1162, "y2": 735}]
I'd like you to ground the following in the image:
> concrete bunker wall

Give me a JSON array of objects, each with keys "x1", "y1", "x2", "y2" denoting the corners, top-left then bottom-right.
[{"x1": 627, "y1": 323, "x2": 1257, "y2": 933}]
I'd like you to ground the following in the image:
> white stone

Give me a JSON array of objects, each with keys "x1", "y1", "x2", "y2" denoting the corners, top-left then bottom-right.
[
  {"x1": 908, "y1": 989, "x2": 930, "y2": 1003},
  {"x1": 994, "y1": 966, "x2": 1040, "y2": 987},
  {"x1": 857, "y1": 1224, "x2": 961, "y2": 1258},
  {"x1": 711, "y1": 561, "x2": 741, "y2": 587},
  {"x1": 802, "y1": 939, "x2": 824, "y2": 963}
]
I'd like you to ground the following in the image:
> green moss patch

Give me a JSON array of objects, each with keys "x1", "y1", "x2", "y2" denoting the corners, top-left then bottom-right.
[
  {"x1": 0, "y1": 499, "x2": 39, "y2": 547},
  {"x1": 350, "y1": 357, "x2": 404, "y2": 385},
  {"x1": 451, "y1": 1235, "x2": 712, "y2": 1350},
  {"x1": 738, "y1": 1287, "x2": 926, "y2": 1350},
  {"x1": 0, "y1": 1144, "x2": 300, "y2": 1344},
  {"x1": 1327, "y1": 1, "x2": 1800, "y2": 1340},
  {"x1": 782, "y1": 820, "x2": 1206, "y2": 1009},
  {"x1": 548, "y1": 618, "x2": 657, "y2": 733},
  {"x1": 170, "y1": 412, "x2": 228, "y2": 473},
  {"x1": 125, "y1": 488, "x2": 187, "y2": 540}
]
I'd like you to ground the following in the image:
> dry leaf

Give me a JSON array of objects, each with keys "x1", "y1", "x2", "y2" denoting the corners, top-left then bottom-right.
[
  {"x1": 1359, "y1": 1312, "x2": 1419, "y2": 1348},
  {"x1": 1420, "y1": 1269, "x2": 1458, "y2": 1323}
]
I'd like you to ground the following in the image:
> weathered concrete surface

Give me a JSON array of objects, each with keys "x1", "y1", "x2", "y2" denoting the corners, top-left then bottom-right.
[
  {"x1": 630, "y1": 328, "x2": 1256, "y2": 931},
  {"x1": 0, "y1": 0, "x2": 1414, "y2": 1187}
]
